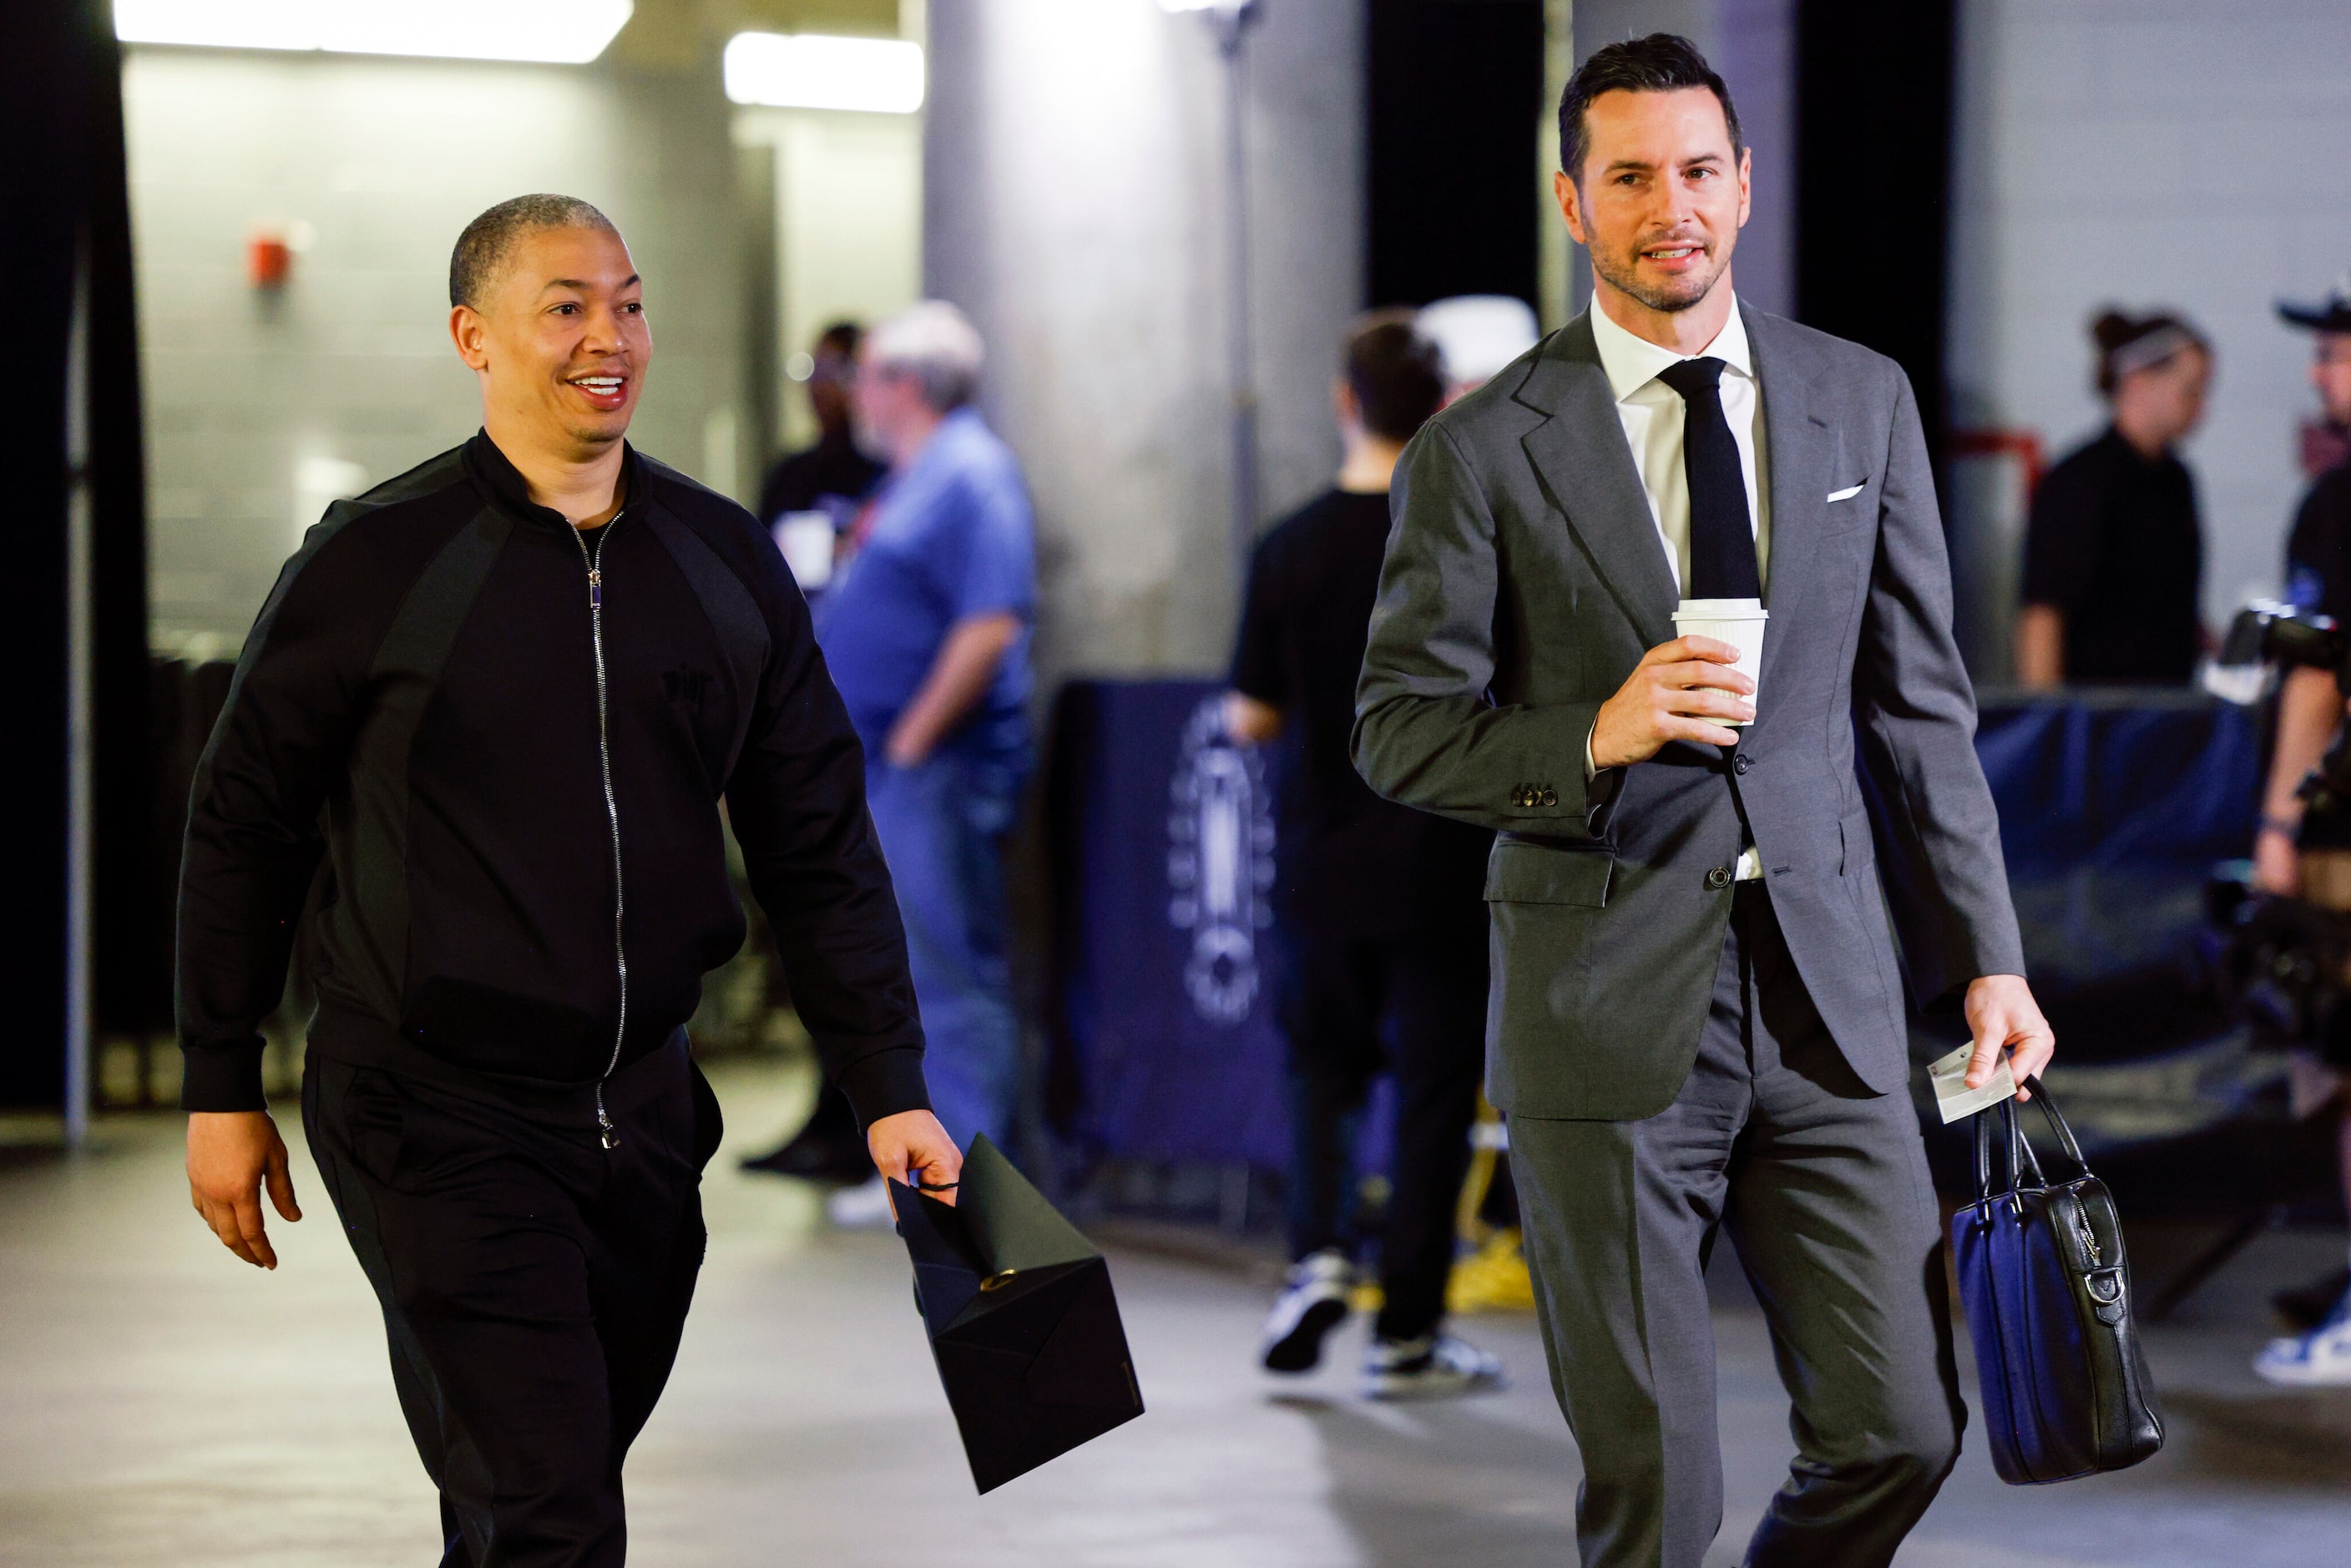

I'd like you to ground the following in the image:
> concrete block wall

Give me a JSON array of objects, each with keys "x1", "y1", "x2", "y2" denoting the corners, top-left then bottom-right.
[
  {"x1": 923, "y1": 0, "x2": 1365, "y2": 683},
  {"x1": 1949, "y1": 0, "x2": 2351, "y2": 672},
  {"x1": 734, "y1": 105, "x2": 923, "y2": 453},
  {"x1": 125, "y1": 47, "x2": 749, "y2": 656}
]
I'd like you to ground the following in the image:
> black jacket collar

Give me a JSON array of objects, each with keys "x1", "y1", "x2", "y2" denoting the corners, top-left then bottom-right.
[{"x1": 463, "y1": 428, "x2": 645, "y2": 531}]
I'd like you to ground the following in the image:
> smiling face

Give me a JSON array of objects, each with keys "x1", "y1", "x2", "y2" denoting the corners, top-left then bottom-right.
[
  {"x1": 449, "y1": 224, "x2": 650, "y2": 463},
  {"x1": 1557, "y1": 85, "x2": 1749, "y2": 317}
]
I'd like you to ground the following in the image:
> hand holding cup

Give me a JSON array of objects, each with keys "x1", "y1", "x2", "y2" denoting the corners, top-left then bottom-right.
[{"x1": 1590, "y1": 635, "x2": 1757, "y2": 770}]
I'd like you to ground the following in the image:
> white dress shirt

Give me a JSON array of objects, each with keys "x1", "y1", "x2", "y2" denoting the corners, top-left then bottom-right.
[
  {"x1": 1588, "y1": 296, "x2": 1771, "y2": 593},
  {"x1": 1584, "y1": 298, "x2": 1771, "y2": 879}
]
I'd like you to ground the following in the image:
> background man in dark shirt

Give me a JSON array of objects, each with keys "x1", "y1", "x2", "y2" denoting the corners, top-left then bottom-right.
[
  {"x1": 744, "y1": 319, "x2": 891, "y2": 1186},
  {"x1": 756, "y1": 320, "x2": 884, "y2": 529},
  {"x1": 1226, "y1": 311, "x2": 1501, "y2": 1399}
]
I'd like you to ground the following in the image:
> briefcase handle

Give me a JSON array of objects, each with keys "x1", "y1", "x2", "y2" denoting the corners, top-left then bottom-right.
[{"x1": 1971, "y1": 1074, "x2": 2090, "y2": 1205}]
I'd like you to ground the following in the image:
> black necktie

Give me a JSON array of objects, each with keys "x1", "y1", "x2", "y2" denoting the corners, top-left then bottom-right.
[{"x1": 1655, "y1": 357, "x2": 1760, "y2": 601}]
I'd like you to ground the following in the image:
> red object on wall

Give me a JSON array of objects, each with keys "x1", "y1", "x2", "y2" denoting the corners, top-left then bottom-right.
[
  {"x1": 1948, "y1": 427, "x2": 2047, "y2": 518},
  {"x1": 248, "y1": 235, "x2": 292, "y2": 290}
]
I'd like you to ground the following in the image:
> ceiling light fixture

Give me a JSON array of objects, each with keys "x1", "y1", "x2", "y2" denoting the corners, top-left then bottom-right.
[
  {"x1": 722, "y1": 33, "x2": 925, "y2": 114},
  {"x1": 114, "y1": 0, "x2": 635, "y2": 66}
]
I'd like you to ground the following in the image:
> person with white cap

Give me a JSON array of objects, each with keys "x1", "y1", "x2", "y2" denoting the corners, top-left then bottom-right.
[
  {"x1": 2245, "y1": 271, "x2": 2351, "y2": 1385},
  {"x1": 1418, "y1": 294, "x2": 1541, "y2": 403},
  {"x1": 1228, "y1": 309, "x2": 1504, "y2": 1399}
]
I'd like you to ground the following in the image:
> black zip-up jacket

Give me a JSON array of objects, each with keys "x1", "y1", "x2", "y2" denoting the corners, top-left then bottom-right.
[{"x1": 178, "y1": 432, "x2": 929, "y2": 1125}]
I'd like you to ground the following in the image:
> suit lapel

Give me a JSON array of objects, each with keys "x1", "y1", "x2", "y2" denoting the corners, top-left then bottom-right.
[
  {"x1": 1515, "y1": 316, "x2": 1679, "y2": 648},
  {"x1": 1749, "y1": 307, "x2": 1831, "y2": 704}
]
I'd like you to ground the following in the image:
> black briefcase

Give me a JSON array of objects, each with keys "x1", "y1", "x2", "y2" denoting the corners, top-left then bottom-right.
[
  {"x1": 892, "y1": 1134, "x2": 1145, "y2": 1493},
  {"x1": 1949, "y1": 1077, "x2": 2163, "y2": 1485}
]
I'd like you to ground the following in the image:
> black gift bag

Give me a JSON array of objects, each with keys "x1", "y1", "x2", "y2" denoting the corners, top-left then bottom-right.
[
  {"x1": 1949, "y1": 1077, "x2": 2163, "y2": 1485},
  {"x1": 892, "y1": 1134, "x2": 1145, "y2": 1493}
]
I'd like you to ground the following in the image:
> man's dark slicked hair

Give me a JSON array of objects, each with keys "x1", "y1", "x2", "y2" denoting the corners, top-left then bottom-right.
[
  {"x1": 448, "y1": 194, "x2": 620, "y2": 310},
  {"x1": 1558, "y1": 33, "x2": 1743, "y2": 188}
]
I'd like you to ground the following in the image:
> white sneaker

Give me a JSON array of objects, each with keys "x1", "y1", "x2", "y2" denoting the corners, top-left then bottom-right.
[
  {"x1": 826, "y1": 1175, "x2": 897, "y2": 1231},
  {"x1": 1364, "y1": 1331, "x2": 1504, "y2": 1400},
  {"x1": 1260, "y1": 1249, "x2": 1354, "y2": 1373},
  {"x1": 2253, "y1": 1297, "x2": 2351, "y2": 1387}
]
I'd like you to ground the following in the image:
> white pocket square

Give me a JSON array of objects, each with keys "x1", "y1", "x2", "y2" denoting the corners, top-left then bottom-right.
[{"x1": 1826, "y1": 483, "x2": 1865, "y2": 503}]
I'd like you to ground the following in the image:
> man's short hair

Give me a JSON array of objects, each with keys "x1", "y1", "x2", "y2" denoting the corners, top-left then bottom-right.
[
  {"x1": 1557, "y1": 33, "x2": 1744, "y2": 188},
  {"x1": 449, "y1": 194, "x2": 620, "y2": 311},
  {"x1": 1344, "y1": 309, "x2": 1447, "y2": 444},
  {"x1": 866, "y1": 301, "x2": 986, "y2": 413}
]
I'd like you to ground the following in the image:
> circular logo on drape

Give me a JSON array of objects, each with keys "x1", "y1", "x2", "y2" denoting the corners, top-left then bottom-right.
[{"x1": 1167, "y1": 694, "x2": 1276, "y2": 1024}]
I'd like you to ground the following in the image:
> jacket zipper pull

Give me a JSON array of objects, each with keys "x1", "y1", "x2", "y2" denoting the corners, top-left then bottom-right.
[
  {"x1": 588, "y1": 568, "x2": 602, "y2": 609},
  {"x1": 596, "y1": 1086, "x2": 619, "y2": 1151}
]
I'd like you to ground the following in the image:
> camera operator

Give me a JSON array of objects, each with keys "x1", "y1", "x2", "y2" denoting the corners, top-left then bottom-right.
[{"x1": 2247, "y1": 274, "x2": 2351, "y2": 1384}]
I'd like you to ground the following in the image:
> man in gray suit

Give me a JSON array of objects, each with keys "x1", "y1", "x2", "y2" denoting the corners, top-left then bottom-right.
[{"x1": 1353, "y1": 35, "x2": 2056, "y2": 1568}]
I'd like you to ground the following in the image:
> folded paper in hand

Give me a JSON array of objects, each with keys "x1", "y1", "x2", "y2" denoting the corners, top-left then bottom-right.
[
  {"x1": 1929, "y1": 1041, "x2": 2017, "y2": 1125},
  {"x1": 893, "y1": 1134, "x2": 1145, "y2": 1493}
]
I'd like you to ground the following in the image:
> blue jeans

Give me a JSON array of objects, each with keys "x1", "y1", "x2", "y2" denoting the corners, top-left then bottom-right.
[{"x1": 865, "y1": 750, "x2": 1024, "y2": 1150}]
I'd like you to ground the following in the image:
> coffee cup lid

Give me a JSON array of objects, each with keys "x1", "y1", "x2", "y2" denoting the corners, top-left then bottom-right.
[{"x1": 1673, "y1": 599, "x2": 1768, "y2": 620}]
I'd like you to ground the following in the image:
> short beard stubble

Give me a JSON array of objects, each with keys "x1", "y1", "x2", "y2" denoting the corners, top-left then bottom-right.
[{"x1": 1590, "y1": 233, "x2": 1725, "y2": 316}]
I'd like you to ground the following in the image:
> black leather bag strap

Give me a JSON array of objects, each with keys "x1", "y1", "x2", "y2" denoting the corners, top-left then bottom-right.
[
  {"x1": 1974, "y1": 1094, "x2": 2040, "y2": 1202},
  {"x1": 2020, "y1": 1075, "x2": 2091, "y2": 1173},
  {"x1": 1972, "y1": 1073, "x2": 2091, "y2": 1201}
]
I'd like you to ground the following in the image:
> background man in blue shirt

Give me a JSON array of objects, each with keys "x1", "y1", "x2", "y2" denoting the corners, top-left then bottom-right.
[{"x1": 818, "y1": 301, "x2": 1036, "y2": 1222}]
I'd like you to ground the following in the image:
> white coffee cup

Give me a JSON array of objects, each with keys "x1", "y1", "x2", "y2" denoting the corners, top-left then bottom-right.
[{"x1": 1671, "y1": 597, "x2": 1769, "y2": 726}]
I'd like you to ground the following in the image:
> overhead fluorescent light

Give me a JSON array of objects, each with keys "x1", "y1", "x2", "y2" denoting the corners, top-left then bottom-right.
[
  {"x1": 114, "y1": 0, "x2": 635, "y2": 65},
  {"x1": 723, "y1": 33, "x2": 924, "y2": 114}
]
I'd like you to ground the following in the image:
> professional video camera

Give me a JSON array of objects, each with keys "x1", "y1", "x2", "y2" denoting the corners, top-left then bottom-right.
[
  {"x1": 2207, "y1": 600, "x2": 2351, "y2": 848},
  {"x1": 2204, "y1": 600, "x2": 2351, "y2": 1066}
]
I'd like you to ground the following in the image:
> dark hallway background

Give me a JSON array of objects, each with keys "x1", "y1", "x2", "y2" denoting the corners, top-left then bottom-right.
[
  {"x1": 1367, "y1": 0, "x2": 1546, "y2": 311},
  {"x1": 1794, "y1": 0, "x2": 1958, "y2": 450}
]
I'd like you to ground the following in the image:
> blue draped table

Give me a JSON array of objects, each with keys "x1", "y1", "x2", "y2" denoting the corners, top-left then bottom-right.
[{"x1": 1046, "y1": 681, "x2": 2272, "y2": 1194}]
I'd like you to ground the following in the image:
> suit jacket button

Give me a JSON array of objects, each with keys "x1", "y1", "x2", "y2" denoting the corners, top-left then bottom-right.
[
  {"x1": 1540, "y1": 788, "x2": 1559, "y2": 807},
  {"x1": 1732, "y1": 754, "x2": 1751, "y2": 775},
  {"x1": 1706, "y1": 865, "x2": 1732, "y2": 889}
]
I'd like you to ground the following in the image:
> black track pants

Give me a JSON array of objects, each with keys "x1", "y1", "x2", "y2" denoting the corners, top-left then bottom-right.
[
  {"x1": 1281, "y1": 930, "x2": 1488, "y2": 1343},
  {"x1": 304, "y1": 1039, "x2": 724, "y2": 1567}
]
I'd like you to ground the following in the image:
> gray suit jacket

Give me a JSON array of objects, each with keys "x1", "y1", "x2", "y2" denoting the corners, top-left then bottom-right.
[{"x1": 1353, "y1": 306, "x2": 2025, "y2": 1122}]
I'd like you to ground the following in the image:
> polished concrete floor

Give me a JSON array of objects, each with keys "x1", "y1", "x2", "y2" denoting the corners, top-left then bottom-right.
[{"x1": 3, "y1": 1058, "x2": 2349, "y2": 1567}]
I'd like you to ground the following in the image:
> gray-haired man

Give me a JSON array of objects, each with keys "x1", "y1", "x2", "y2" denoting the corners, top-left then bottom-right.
[{"x1": 817, "y1": 301, "x2": 1038, "y2": 1226}]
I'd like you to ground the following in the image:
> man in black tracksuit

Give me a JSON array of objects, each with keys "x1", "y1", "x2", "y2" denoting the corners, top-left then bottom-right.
[{"x1": 179, "y1": 195, "x2": 960, "y2": 1565}]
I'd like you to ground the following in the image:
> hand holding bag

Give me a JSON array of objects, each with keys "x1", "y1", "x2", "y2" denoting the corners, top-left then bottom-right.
[{"x1": 1949, "y1": 1076, "x2": 2164, "y2": 1485}]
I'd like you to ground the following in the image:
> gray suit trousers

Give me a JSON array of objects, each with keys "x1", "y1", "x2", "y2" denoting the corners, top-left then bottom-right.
[{"x1": 1512, "y1": 883, "x2": 1966, "y2": 1568}]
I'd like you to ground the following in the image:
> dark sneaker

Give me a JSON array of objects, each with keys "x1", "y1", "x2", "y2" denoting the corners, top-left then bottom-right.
[
  {"x1": 1260, "y1": 1250, "x2": 1354, "y2": 1373},
  {"x1": 740, "y1": 1130, "x2": 873, "y2": 1185},
  {"x1": 1364, "y1": 1332, "x2": 1504, "y2": 1401}
]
